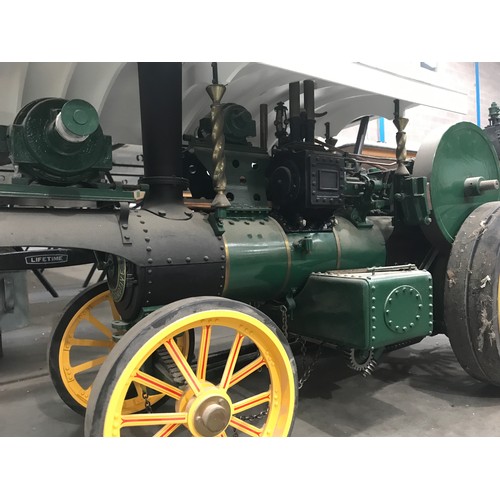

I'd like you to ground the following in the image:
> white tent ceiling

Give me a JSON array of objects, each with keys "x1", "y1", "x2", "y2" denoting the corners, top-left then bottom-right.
[{"x1": 0, "y1": 62, "x2": 468, "y2": 151}]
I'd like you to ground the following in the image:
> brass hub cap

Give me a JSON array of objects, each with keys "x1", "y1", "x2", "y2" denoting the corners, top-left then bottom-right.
[
  {"x1": 193, "y1": 396, "x2": 231, "y2": 436},
  {"x1": 180, "y1": 384, "x2": 233, "y2": 437}
]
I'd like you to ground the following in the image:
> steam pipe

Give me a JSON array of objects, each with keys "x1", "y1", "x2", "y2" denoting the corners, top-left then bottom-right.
[
  {"x1": 354, "y1": 116, "x2": 370, "y2": 155},
  {"x1": 303, "y1": 79, "x2": 315, "y2": 142},
  {"x1": 289, "y1": 81, "x2": 301, "y2": 142},
  {"x1": 260, "y1": 103, "x2": 268, "y2": 150}
]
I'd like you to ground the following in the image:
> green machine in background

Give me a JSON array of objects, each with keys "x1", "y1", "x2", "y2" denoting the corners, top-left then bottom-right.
[
  {"x1": 0, "y1": 97, "x2": 144, "y2": 204},
  {"x1": 1, "y1": 62, "x2": 500, "y2": 438}
]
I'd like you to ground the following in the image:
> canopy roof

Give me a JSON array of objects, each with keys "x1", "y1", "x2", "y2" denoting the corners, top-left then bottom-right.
[{"x1": 0, "y1": 62, "x2": 468, "y2": 150}]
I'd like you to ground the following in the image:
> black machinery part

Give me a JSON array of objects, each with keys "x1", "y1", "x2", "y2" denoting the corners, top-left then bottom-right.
[
  {"x1": 445, "y1": 201, "x2": 500, "y2": 385},
  {"x1": 0, "y1": 207, "x2": 225, "y2": 321}
]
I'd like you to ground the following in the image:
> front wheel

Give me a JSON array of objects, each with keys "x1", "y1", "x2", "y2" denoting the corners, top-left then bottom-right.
[{"x1": 85, "y1": 297, "x2": 298, "y2": 437}]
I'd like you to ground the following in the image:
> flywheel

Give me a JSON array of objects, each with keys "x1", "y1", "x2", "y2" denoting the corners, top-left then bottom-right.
[{"x1": 413, "y1": 122, "x2": 500, "y2": 250}]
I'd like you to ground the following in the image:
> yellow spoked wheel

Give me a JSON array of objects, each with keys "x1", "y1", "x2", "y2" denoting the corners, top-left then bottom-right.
[
  {"x1": 48, "y1": 281, "x2": 192, "y2": 415},
  {"x1": 84, "y1": 297, "x2": 298, "y2": 437}
]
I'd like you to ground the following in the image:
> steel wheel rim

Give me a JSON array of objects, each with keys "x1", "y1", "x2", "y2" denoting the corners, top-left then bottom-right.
[{"x1": 102, "y1": 309, "x2": 296, "y2": 437}]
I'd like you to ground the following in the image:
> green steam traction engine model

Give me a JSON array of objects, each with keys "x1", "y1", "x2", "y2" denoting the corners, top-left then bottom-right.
[{"x1": 1, "y1": 62, "x2": 500, "y2": 437}]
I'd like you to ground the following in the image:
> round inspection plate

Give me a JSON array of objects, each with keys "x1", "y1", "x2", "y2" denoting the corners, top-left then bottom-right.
[
  {"x1": 413, "y1": 122, "x2": 500, "y2": 248},
  {"x1": 384, "y1": 285, "x2": 422, "y2": 333}
]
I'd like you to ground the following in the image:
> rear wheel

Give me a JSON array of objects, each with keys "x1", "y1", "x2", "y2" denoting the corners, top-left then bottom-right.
[
  {"x1": 48, "y1": 282, "x2": 192, "y2": 415},
  {"x1": 445, "y1": 201, "x2": 500, "y2": 385},
  {"x1": 84, "y1": 296, "x2": 298, "y2": 437}
]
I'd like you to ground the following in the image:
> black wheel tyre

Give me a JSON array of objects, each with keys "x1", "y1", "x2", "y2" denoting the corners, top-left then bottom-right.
[
  {"x1": 48, "y1": 282, "x2": 113, "y2": 415},
  {"x1": 445, "y1": 201, "x2": 500, "y2": 385},
  {"x1": 48, "y1": 282, "x2": 193, "y2": 416},
  {"x1": 84, "y1": 296, "x2": 298, "y2": 437}
]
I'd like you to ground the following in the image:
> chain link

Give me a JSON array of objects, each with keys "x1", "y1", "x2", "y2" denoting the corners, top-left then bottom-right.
[
  {"x1": 297, "y1": 338, "x2": 322, "y2": 390},
  {"x1": 144, "y1": 303, "x2": 322, "y2": 437},
  {"x1": 142, "y1": 387, "x2": 153, "y2": 414},
  {"x1": 280, "y1": 303, "x2": 322, "y2": 389},
  {"x1": 280, "y1": 304, "x2": 289, "y2": 339}
]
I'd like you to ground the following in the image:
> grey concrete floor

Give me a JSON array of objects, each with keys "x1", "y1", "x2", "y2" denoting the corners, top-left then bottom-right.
[{"x1": 1, "y1": 265, "x2": 500, "y2": 438}]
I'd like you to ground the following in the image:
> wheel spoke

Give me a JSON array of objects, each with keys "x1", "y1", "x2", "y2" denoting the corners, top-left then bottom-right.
[
  {"x1": 106, "y1": 296, "x2": 121, "y2": 321},
  {"x1": 164, "y1": 338, "x2": 202, "y2": 395},
  {"x1": 229, "y1": 416, "x2": 263, "y2": 437},
  {"x1": 233, "y1": 390, "x2": 270, "y2": 414},
  {"x1": 66, "y1": 338, "x2": 115, "y2": 349},
  {"x1": 228, "y1": 355, "x2": 266, "y2": 388},
  {"x1": 196, "y1": 325, "x2": 212, "y2": 380},
  {"x1": 120, "y1": 412, "x2": 188, "y2": 428},
  {"x1": 86, "y1": 300, "x2": 297, "y2": 437},
  {"x1": 72, "y1": 354, "x2": 107, "y2": 374},
  {"x1": 220, "y1": 332, "x2": 245, "y2": 390},
  {"x1": 133, "y1": 370, "x2": 183, "y2": 400},
  {"x1": 154, "y1": 423, "x2": 181, "y2": 437},
  {"x1": 83, "y1": 311, "x2": 113, "y2": 339}
]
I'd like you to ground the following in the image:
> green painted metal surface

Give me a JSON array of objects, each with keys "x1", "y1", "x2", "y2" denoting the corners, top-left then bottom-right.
[
  {"x1": 332, "y1": 217, "x2": 387, "y2": 270},
  {"x1": 289, "y1": 267, "x2": 433, "y2": 350},
  {"x1": 0, "y1": 183, "x2": 143, "y2": 203},
  {"x1": 414, "y1": 122, "x2": 500, "y2": 244},
  {"x1": 8, "y1": 98, "x2": 112, "y2": 185},
  {"x1": 60, "y1": 99, "x2": 100, "y2": 137},
  {"x1": 222, "y1": 215, "x2": 388, "y2": 301},
  {"x1": 221, "y1": 217, "x2": 289, "y2": 301},
  {"x1": 192, "y1": 145, "x2": 270, "y2": 213}
]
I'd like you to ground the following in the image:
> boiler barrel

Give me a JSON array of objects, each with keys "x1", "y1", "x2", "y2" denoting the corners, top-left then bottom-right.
[{"x1": 221, "y1": 216, "x2": 388, "y2": 301}]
